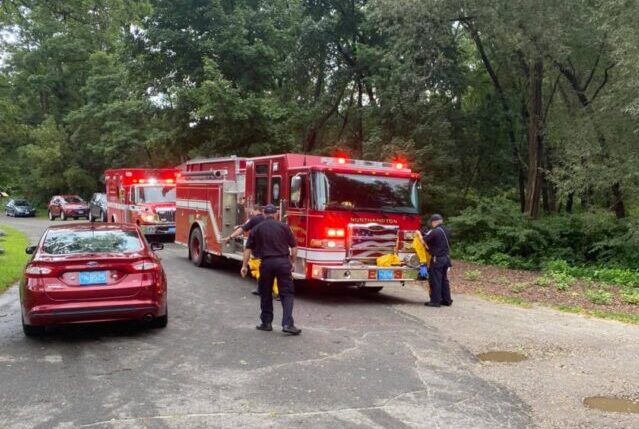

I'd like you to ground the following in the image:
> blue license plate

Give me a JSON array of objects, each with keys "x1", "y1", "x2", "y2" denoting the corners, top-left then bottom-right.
[
  {"x1": 377, "y1": 269, "x2": 394, "y2": 280},
  {"x1": 79, "y1": 271, "x2": 108, "y2": 285},
  {"x1": 167, "y1": 227, "x2": 175, "y2": 234}
]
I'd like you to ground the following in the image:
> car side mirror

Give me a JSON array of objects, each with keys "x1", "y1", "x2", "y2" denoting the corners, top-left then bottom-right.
[
  {"x1": 150, "y1": 242, "x2": 164, "y2": 251},
  {"x1": 25, "y1": 246, "x2": 36, "y2": 255}
]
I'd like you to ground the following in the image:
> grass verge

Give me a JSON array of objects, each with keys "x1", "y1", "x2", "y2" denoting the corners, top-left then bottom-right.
[
  {"x1": 475, "y1": 292, "x2": 639, "y2": 325},
  {"x1": 0, "y1": 224, "x2": 29, "y2": 293}
]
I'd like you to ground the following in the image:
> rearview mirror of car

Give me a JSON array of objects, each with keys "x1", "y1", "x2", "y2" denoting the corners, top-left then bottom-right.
[
  {"x1": 25, "y1": 246, "x2": 37, "y2": 255},
  {"x1": 150, "y1": 242, "x2": 164, "y2": 251}
]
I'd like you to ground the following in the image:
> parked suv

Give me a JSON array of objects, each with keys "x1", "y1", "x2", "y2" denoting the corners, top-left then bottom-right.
[
  {"x1": 47, "y1": 195, "x2": 89, "y2": 221},
  {"x1": 5, "y1": 198, "x2": 36, "y2": 217},
  {"x1": 88, "y1": 193, "x2": 108, "y2": 222}
]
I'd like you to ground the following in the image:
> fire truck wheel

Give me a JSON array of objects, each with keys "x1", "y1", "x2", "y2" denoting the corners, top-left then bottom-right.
[
  {"x1": 189, "y1": 227, "x2": 207, "y2": 267},
  {"x1": 60, "y1": 211, "x2": 67, "y2": 221}
]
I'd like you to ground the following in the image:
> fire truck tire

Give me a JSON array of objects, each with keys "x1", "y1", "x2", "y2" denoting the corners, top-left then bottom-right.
[
  {"x1": 48, "y1": 211, "x2": 55, "y2": 221},
  {"x1": 60, "y1": 211, "x2": 67, "y2": 221},
  {"x1": 189, "y1": 227, "x2": 207, "y2": 267}
]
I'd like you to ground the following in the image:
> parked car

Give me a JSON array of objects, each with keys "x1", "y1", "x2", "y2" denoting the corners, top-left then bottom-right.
[
  {"x1": 4, "y1": 198, "x2": 36, "y2": 217},
  {"x1": 20, "y1": 223, "x2": 168, "y2": 336},
  {"x1": 47, "y1": 195, "x2": 90, "y2": 221},
  {"x1": 88, "y1": 193, "x2": 108, "y2": 222}
]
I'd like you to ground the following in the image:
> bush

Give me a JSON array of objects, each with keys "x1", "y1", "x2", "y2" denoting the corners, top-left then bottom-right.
[
  {"x1": 463, "y1": 269, "x2": 482, "y2": 281},
  {"x1": 621, "y1": 291, "x2": 639, "y2": 306},
  {"x1": 585, "y1": 289, "x2": 613, "y2": 305},
  {"x1": 449, "y1": 196, "x2": 639, "y2": 272}
]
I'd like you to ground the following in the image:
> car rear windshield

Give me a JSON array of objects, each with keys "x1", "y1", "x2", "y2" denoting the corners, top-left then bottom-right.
[
  {"x1": 63, "y1": 196, "x2": 84, "y2": 203},
  {"x1": 42, "y1": 230, "x2": 144, "y2": 255}
]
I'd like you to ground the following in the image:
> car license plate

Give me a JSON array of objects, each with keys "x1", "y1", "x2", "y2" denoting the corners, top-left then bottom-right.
[
  {"x1": 377, "y1": 269, "x2": 394, "y2": 280},
  {"x1": 79, "y1": 271, "x2": 108, "y2": 285}
]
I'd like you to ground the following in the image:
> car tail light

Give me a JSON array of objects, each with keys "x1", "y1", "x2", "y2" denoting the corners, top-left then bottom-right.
[
  {"x1": 131, "y1": 260, "x2": 160, "y2": 271},
  {"x1": 25, "y1": 265, "x2": 53, "y2": 276}
]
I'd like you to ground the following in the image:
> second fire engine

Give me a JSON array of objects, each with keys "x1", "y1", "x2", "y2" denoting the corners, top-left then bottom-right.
[{"x1": 105, "y1": 168, "x2": 181, "y2": 238}]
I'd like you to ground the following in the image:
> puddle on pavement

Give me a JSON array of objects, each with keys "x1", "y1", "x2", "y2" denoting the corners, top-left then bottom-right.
[
  {"x1": 476, "y1": 351, "x2": 527, "y2": 363},
  {"x1": 584, "y1": 396, "x2": 639, "y2": 414}
]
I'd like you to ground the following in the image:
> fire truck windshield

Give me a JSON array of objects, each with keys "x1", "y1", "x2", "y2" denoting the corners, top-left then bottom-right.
[
  {"x1": 134, "y1": 185, "x2": 176, "y2": 204},
  {"x1": 314, "y1": 172, "x2": 419, "y2": 214}
]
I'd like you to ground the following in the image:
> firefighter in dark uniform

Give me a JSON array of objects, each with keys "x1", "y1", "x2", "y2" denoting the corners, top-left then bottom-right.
[
  {"x1": 223, "y1": 206, "x2": 266, "y2": 296},
  {"x1": 420, "y1": 214, "x2": 453, "y2": 307},
  {"x1": 241, "y1": 204, "x2": 301, "y2": 335}
]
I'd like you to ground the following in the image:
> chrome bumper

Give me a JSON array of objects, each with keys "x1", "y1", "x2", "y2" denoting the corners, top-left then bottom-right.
[{"x1": 311, "y1": 265, "x2": 418, "y2": 283}]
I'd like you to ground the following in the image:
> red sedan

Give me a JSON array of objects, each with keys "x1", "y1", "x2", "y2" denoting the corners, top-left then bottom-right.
[
  {"x1": 20, "y1": 223, "x2": 168, "y2": 336},
  {"x1": 47, "y1": 195, "x2": 90, "y2": 221}
]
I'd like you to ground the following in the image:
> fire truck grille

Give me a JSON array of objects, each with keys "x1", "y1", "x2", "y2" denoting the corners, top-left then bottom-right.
[
  {"x1": 156, "y1": 209, "x2": 175, "y2": 223},
  {"x1": 348, "y1": 224, "x2": 399, "y2": 261}
]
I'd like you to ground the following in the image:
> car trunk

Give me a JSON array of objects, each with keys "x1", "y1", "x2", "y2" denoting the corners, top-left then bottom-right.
[{"x1": 39, "y1": 254, "x2": 148, "y2": 302}]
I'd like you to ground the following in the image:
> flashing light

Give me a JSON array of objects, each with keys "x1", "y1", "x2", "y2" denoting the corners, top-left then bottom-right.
[
  {"x1": 176, "y1": 173, "x2": 181, "y2": 178},
  {"x1": 326, "y1": 240, "x2": 337, "y2": 248},
  {"x1": 337, "y1": 157, "x2": 347, "y2": 164},
  {"x1": 395, "y1": 162, "x2": 404, "y2": 169},
  {"x1": 139, "y1": 179, "x2": 145, "y2": 184},
  {"x1": 149, "y1": 178, "x2": 158, "y2": 184},
  {"x1": 132, "y1": 179, "x2": 138, "y2": 184},
  {"x1": 165, "y1": 179, "x2": 174, "y2": 184},
  {"x1": 326, "y1": 228, "x2": 346, "y2": 238}
]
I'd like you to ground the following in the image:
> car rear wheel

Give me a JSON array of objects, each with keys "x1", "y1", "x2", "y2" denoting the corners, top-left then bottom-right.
[
  {"x1": 88, "y1": 211, "x2": 94, "y2": 222},
  {"x1": 48, "y1": 210, "x2": 55, "y2": 221},
  {"x1": 60, "y1": 211, "x2": 67, "y2": 221},
  {"x1": 189, "y1": 227, "x2": 207, "y2": 267},
  {"x1": 151, "y1": 305, "x2": 168, "y2": 328},
  {"x1": 22, "y1": 316, "x2": 45, "y2": 337}
]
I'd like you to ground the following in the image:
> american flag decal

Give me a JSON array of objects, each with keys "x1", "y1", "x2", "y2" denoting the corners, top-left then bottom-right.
[{"x1": 347, "y1": 223, "x2": 399, "y2": 261}]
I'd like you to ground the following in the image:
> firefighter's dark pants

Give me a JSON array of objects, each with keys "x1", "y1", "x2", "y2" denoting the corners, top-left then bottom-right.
[
  {"x1": 258, "y1": 256, "x2": 295, "y2": 327},
  {"x1": 428, "y1": 255, "x2": 452, "y2": 305}
]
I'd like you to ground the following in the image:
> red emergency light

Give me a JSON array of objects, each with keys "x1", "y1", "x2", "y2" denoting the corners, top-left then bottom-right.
[{"x1": 337, "y1": 157, "x2": 347, "y2": 165}]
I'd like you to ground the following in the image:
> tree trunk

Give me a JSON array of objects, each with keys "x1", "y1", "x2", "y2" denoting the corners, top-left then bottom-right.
[
  {"x1": 465, "y1": 22, "x2": 526, "y2": 212},
  {"x1": 611, "y1": 181, "x2": 626, "y2": 219},
  {"x1": 525, "y1": 59, "x2": 544, "y2": 219}
]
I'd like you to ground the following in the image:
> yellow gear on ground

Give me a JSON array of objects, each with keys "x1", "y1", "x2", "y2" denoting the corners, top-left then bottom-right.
[
  {"x1": 376, "y1": 254, "x2": 401, "y2": 267},
  {"x1": 412, "y1": 236, "x2": 431, "y2": 265},
  {"x1": 248, "y1": 257, "x2": 279, "y2": 295}
]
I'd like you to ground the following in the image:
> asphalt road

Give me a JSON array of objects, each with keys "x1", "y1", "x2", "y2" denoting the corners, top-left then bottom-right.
[{"x1": 0, "y1": 216, "x2": 534, "y2": 428}]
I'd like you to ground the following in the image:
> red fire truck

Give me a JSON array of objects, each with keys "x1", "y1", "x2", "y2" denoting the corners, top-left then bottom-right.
[
  {"x1": 175, "y1": 154, "x2": 422, "y2": 289},
  {"x1": 104, "y1": 168, "x2": 181, "y2": 237}
]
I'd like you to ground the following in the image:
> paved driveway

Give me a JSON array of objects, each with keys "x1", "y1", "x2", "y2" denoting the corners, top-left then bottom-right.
[{"x1": 1, "y1": 216, "x2": 534, "y2": 428}]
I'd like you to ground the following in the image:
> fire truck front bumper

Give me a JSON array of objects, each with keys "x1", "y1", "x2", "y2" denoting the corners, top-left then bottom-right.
[
  {"x1": 310, "y1": 265, "x2": 418, "y2": 283},
  {"x1": 141, "y1": 224, "x2": 176, "y2": 235}
]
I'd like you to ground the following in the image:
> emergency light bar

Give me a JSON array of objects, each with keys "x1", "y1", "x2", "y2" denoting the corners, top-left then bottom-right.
[{"x1": 321, "y1": 157, "x2": 410, "y2": 171}]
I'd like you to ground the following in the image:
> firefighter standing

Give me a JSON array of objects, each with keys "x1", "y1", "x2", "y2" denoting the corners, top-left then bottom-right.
[
  {"x1": 241, "y1": 204, "x2": 301, "y2": 335},
  {"x1": 420, "y1": 214, "x2": 453, "y2": 307}
]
